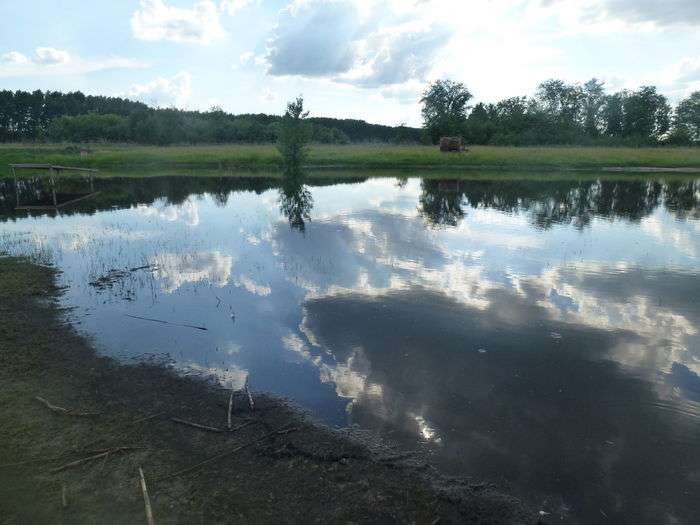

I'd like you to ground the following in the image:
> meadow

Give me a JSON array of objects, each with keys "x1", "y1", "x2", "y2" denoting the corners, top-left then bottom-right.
[{"x1": 1, "y1": 143, "x2": 700, "y2": 175}]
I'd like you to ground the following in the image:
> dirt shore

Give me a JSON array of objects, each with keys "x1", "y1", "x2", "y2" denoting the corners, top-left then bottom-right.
[{"x1": 0, "y1": 257, "x2": 535, "y2": 524}]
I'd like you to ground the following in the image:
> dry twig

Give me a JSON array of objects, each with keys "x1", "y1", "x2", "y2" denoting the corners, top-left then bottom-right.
[
  {"x1": 158, "y1": 425, "x2": 297, "y2": 481},
  {"x1": 34, "y1": 396, "x2": 99, "y2": 417},
  {"x1": 139, "y1": 467, "x2": 156, "y2": 525},
  {"x1": 171, "y1": 418, "x2": 224, "y2": 433}
]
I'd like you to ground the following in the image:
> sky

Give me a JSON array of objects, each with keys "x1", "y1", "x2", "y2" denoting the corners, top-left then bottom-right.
[{"x1": 1, "y1": 0, "x2": 700, "y2": 126}]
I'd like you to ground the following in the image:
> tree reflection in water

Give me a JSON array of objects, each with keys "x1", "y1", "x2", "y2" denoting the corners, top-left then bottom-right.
[{"x1": 278, "y1": 170, "x2": 313, "y2": 233}]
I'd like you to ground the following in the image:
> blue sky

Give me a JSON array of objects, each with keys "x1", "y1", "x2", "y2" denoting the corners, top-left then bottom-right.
[{"x1": 2, "y1": 0, "x2": 700, "y2": 126}]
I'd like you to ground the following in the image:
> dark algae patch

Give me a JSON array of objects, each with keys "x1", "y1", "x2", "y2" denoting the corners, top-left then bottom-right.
[{"x1": 0, "y1": 257, "x2": 534, "y2": 524}]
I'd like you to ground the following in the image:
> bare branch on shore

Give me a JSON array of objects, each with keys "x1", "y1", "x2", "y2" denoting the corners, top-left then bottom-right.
[
  {"x1": 49, "y1": 447, "x2": 137, "y2": 473},
  {"x1": 139, "y1": 466, "x2": 156, "y2": 525},
  {"x1": 158, "y1": 425, "x2": 297, "y2": 481},
  {"x1": 34, "y1": 396, "x2": 99, "y2": 417},
  {"x1": 171, "y1": 418, "x2": 224, "y2": 433}
]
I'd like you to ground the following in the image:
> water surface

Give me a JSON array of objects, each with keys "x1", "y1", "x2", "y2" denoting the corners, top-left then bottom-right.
[{"x1": 1, "y1": 172, "x2": 699, "y2": 523}]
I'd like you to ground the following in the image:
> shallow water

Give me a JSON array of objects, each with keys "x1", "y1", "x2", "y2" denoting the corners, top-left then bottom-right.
[{"x1": 1, "y1": 172, "x2": 699, "y2": 523}]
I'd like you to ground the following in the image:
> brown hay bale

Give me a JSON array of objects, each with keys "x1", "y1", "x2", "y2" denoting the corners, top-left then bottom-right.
[{"x1": 439, "y1": 137, "x2": 463, "y2": 152}]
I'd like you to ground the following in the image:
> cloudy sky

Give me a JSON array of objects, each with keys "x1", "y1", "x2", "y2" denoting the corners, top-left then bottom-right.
[{"x1": 1, "y1": 0, "x2": 699, "y2": 126}]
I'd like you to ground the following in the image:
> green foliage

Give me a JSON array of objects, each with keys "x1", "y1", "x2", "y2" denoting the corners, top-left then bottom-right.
[
  {"x1": 459, "y1": 78, "x2": 679, "y2": 146},
  {"x1": 277, "y1": 96, "x2": 311, "y2": 170},
  {"x1": 48, "y1": 113, "x2": 128, "y2": 142},
  {"x1": 675, "y1": 91, "x2": 700, "y2": 142},
  {"x1": 421, "y1": 79, "x2": 472, "y2": 144},
  {"x1": 0, "y1": 89, "x2": 419, "y2": 145}
]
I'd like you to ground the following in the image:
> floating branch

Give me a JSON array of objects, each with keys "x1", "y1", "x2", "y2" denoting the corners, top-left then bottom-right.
[
  {"x1": 125, "y1": 314, "x2": 207, "y2": 331},
  {"x1": 34, "y1": 396, "x2": 99, "y2": 417}
]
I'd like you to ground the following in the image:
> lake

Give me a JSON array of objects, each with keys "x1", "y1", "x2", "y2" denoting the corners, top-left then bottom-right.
[{"x1": 1, "y1": 172, "x2": 699, "y2": 523}]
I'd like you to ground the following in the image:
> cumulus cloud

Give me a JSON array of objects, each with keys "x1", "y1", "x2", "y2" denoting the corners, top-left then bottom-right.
[
  {"x1": 345, "y1": 24, "x2": 452, "y2": 88},
  {"x1": 265, "y1": 0, "x2": 453, "y2": 88},
  {"x1": 127, "y1": 71, "x2": 193, "y2": 108},
  {"x1": 131, "y1": 0, "x2": 225, "y2": 44},
  {"x1": 266, "y1": 0, "x2": 363, "y2": 77}
]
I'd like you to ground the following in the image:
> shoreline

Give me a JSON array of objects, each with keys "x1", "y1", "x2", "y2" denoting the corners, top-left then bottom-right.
[{"x1": 0, "y1": 257, "x2": 534, "y2": 524}]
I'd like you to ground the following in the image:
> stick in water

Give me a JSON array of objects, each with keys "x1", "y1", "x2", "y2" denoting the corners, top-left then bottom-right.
[
  {"x1": 125, "y1": 314, "x2": 207, "y2": 331},
  {"x1": 227, "y1": 390, "x2": 233, "y2": 430},
  {"x1": 61, "y1": 483, "x2": 68, "y2": 509},
  {"x1": 139, "y1": 467, "x2": 156, "y2": 525},
  {"x1": 243, "y1": 378, "x2": 254, "y2": 412}
]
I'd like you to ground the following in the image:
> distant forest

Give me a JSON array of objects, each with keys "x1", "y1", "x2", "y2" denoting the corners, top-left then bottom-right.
[
  {"x1": 0, "y1": 90, "x2": 421, "y2": 145},
  {"x1": 0, "y1": 80, "x2": 698, "y2": 146}
]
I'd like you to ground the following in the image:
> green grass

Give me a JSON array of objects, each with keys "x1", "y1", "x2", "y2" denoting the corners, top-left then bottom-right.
[{"x1": 1, "y1": 143, "x2": 699, "y2": 175}]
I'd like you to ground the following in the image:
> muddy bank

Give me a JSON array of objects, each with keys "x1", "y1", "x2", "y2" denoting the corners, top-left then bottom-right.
[{"x1": 0, "y1": 257, "x2": 534, "y2": 524}]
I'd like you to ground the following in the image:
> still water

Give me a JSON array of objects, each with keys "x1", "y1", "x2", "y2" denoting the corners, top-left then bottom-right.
[{"x1": 1, "y1": 173, "x2": 699, "y2": 523}]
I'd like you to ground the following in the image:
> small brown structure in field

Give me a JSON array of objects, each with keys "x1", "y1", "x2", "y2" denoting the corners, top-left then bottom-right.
[
  {"x1": 10, "y1": 164, "x2": 99, "y2": 210},
  {"x1": 80, "y1": 148, "x2": 90, "y2": 158},
  {"x1": 439, "y1": 137, "x2": 464, "y2": 152}
]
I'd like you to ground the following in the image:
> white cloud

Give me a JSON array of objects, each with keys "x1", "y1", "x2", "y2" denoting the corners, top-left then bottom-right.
[
  {"x1": 131, "y1": 0, "x2": 225, "y2": 44},
  {"x1": 0, "y1": 47, "x2": 147, "y2": 77},
  {"x1": 1, "y1": 51, "x2": 30, "y2": 65},
  {"x1": 265, "y1": 0, "x2": 453, "y2": 88},
  {"x1": 34, "y1": 47, "x2": 70, "y2": 65},
  {"x1": 220, "y1": 0, "x2": 255, "y2": 15},
  {"x1": 127, "y1": 71, "x2": 193, "y2": 108}
]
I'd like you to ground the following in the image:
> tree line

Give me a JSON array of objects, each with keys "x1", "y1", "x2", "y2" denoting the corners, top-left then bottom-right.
[
  {"x1": 0, "y1": 89, "x2": 422, "y2": 145},
  {"x1": 422, "y1": 79, "x2": 700, "y2": 146}
]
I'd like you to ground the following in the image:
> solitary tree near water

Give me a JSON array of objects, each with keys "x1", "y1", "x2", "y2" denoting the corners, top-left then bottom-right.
[
  {"x1": 421, "y1": 79, "x2": 472, "y2": 144},
  {"x1": 277, "y1": 96, "x2": 311, "y2": 171}
]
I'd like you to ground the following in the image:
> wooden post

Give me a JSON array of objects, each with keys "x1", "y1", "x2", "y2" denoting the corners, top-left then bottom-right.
[
  {"x1": 12, "y1": 166, "x2": 19, "y2": 208},
  {"x1": 49, "y1": 167, "x2": 57, "y2": 207}
]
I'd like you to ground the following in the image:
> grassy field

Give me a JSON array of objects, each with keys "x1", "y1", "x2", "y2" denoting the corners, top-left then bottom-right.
[{"x1": 1, "y1": 143, "x2": 699, "y2": 174}]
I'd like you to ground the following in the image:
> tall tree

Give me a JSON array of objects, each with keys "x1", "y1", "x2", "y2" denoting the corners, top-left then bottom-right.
[
  {"x1": 622, "y1": 86, "x2": 670, "y2": 140},
  {"x1": 277, "y1": 96, "x2": 311, "y2": 171},
  {"x1": 675, "y1": 91, "x2": 700, "y2": 142},
  {"x1": 421, "y1": 79, "x2": 472, "y2": 143},
  {"x1": 582, "y1": 79, "x2": 606, "y2": 137}
]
